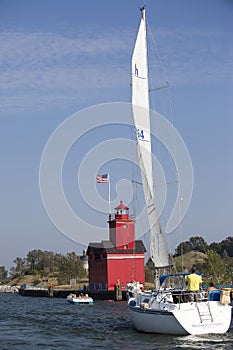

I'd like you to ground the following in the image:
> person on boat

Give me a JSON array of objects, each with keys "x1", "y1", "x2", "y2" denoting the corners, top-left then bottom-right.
[
  {"x1": 205, "y1": 281, "x2": 217, "y2": 297},
  {"x1": 186, "y1": 265, "x2": 202, "y2": 301}
]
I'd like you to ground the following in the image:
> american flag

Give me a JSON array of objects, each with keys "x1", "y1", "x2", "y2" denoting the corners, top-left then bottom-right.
[{"x1": 96, "y1": 174, "x2": 109, "y2": 183}]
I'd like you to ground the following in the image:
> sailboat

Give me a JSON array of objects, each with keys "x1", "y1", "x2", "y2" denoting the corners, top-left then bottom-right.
[{"x1": 128, "y1": 7, "x2": 232, "y2": 335}]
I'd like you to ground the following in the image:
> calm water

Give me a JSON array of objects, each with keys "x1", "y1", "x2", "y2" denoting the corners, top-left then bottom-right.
[{"x1": 0, "y1": 293, "x2": 233, "y2": 350}]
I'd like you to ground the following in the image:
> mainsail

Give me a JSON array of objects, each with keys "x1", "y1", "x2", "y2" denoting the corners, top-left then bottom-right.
[{"x1": 131, "y1": 7, "x2": 169, "y2": 268}]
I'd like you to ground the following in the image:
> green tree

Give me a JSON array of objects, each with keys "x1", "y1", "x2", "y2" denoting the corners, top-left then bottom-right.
[
  {"x1": 174, "y1": 236, "x2": 209, "y2": 257},
  {"x1": 10, "y1": 257, "x2": 27, "y2": 277},
  {"x1": 0, "y1": 266, "x2": 8, "y2": 282},
  {"x1": 57, "y1": 252, "x2": 86, "y2": 285},
  {"x1": 26, "y1": 249, "x2": 60, "y2": 276},
  {"x1": 222, "y1": 250, "x2": 233, "y2": 284},
  {"x1": 202, "y1": 250, "x2": 225, "y2": 283},
  {"x1": 210, "y1": 236, "x2": 233, "y2": 258},
  {"x1": 26, "y1": 249, "x2": 41, "y2": 274},
  {"x1": 189, "y1": 236, "x2": 209, "y2": 253},
  {"x1": 174, "y1": 241, "x2": 192, "y2": 257},
  {"x1": 223, "y1": 237, "x2": 233, "y2": 257}
]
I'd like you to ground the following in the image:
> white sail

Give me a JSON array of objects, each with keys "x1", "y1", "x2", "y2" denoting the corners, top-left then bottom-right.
[{"x1": 132, "y1": 8, "x2": 169, "y2": 268}]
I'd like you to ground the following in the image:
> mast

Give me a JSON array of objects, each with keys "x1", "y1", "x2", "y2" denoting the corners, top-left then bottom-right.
[{"x1": 132, "y1": 7, "x2": 169, "y2": 278}]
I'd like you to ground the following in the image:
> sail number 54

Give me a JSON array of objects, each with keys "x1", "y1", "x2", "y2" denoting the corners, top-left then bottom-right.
[{"x1": 137, "y1": 129, "x2": 145, "y2": 140}]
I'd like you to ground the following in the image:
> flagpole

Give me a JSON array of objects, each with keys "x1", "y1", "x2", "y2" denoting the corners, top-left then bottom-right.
[{"x1": 108, "y1": 174, "x2": 111, "y2": 214}]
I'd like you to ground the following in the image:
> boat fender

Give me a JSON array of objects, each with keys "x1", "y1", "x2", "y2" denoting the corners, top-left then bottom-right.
[
  {"x1": 140, "y1": 302, "x2": 149, "y2": 310},
  {"x1": 129, "y1": 299, "x2": 136, "y2": 307},
  {"x1": 220, "y1": 288, "x2": 231, "y2": 304}
]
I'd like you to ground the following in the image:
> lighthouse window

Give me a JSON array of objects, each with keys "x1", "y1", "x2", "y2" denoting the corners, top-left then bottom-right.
[{"x1": 124, "y1": 224, "x2": 128, "y2": 229}]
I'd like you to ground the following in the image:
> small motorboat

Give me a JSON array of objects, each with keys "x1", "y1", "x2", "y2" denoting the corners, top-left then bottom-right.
[{"x1": 67, "y1": 293, "x2": 94, "y2": 305}]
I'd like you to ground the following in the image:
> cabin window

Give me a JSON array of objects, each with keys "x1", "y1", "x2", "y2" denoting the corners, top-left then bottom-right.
[{"x1": 124, "y1": 245, "x2": 128, "y2": 249}]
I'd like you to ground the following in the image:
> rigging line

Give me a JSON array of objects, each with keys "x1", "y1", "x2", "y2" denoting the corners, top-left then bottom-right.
[
  {"x1": 132, "y1": 179, "x2": 178, "y2": 187},
  {"x1": 129, "y1": 107, "x2": 139, "y2": 218},
  {"x1": 146, "y1": 21, "x2": 169, "y2": 115},
  {"x1": 147, "y1": 19, "x2": 181, "y2": 263},
  {"x1": 132, "y1": 180, "x2": 143, "y2": 185},
  {"x1": 199, "y1": 240, "x2": 222, "y2": 288},
  {"x1": 149, "y1": 83, "x2": 170, "y2": 92},
  {"x1": 146, "y1": 21, "x2": 172, "y2": 252},
  {"x1": 178, "y1": 197, "x2": 184, "y2": 273},
  {"x1": 205, "y1": 251, "x2": 221, "y2": 288},
  {"x1": 147, "y1": 20, "x2": 178, "y2": 179},
  {"x1": 130, "y1": 127, "x2": 147, "y2": 227},
  {"x1": 155, "y1": 180, "x2": 178, "y2": 186},
  {"x1": 147, "y1": 21, "x2": 170, "y2": 101},
  {"x1": 133, "y1": 151, "x2": 141, "y2": 218}
]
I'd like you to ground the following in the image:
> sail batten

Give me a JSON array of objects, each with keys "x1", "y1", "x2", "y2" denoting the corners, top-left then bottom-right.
[{"x1": 132, "y1": 8, "x2": 169, "y2": 269}]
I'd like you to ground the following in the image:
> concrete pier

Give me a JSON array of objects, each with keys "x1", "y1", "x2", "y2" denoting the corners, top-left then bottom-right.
[{"x1": 18, "y1": 287, "x2": 127, "y2": 300}]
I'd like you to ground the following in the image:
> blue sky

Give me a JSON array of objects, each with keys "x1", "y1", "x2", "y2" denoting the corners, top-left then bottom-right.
[{"x1": 1, "y1": 0, "x2": 233, "y2": 270}]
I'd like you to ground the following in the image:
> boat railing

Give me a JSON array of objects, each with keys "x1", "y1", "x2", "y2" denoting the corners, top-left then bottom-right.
[
  {"x1": 171, "y1": 290, "x2": 208, "y2": 304},
  {"x1": 136, "y1": 290, "x2": 210, "y2": 309}
]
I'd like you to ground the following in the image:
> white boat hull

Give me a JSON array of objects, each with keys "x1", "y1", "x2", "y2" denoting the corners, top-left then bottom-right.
[
  {"x1": 129, "y1": 298, "x2": 232, "y2": 335},
  {"x1": 67, "y1": 294, "x2": 94, "y2": 305},
  {"x1": 129, "y1": 305, "x2": 187, "y2": 335}
]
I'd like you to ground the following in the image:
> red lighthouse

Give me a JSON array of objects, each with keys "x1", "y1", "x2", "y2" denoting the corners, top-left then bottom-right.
[{"x1": 87, "y1": 201, "x2": 146, "y2": 291}]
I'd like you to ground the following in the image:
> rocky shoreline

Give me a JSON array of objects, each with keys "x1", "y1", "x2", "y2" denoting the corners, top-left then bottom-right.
[{"x1": 0, "y1": 285, "x2": 19, "y2": 293}]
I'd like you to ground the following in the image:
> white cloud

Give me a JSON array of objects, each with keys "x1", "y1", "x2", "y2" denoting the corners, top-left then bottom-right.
[
  {"x1": 0, "y1": 26, "x2": 232, "y2": 113},
  {"x1": 0, "y1": 28, "x2": 131, "y2": 112}
]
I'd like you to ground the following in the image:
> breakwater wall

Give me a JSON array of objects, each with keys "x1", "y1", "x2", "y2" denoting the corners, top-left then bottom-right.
[
  {"x1": 19, "y1": 286, "x2": 127, "y2": 301},
  {"x1": 0, "y1": 285, "x2": 19, "y2": 293}
]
